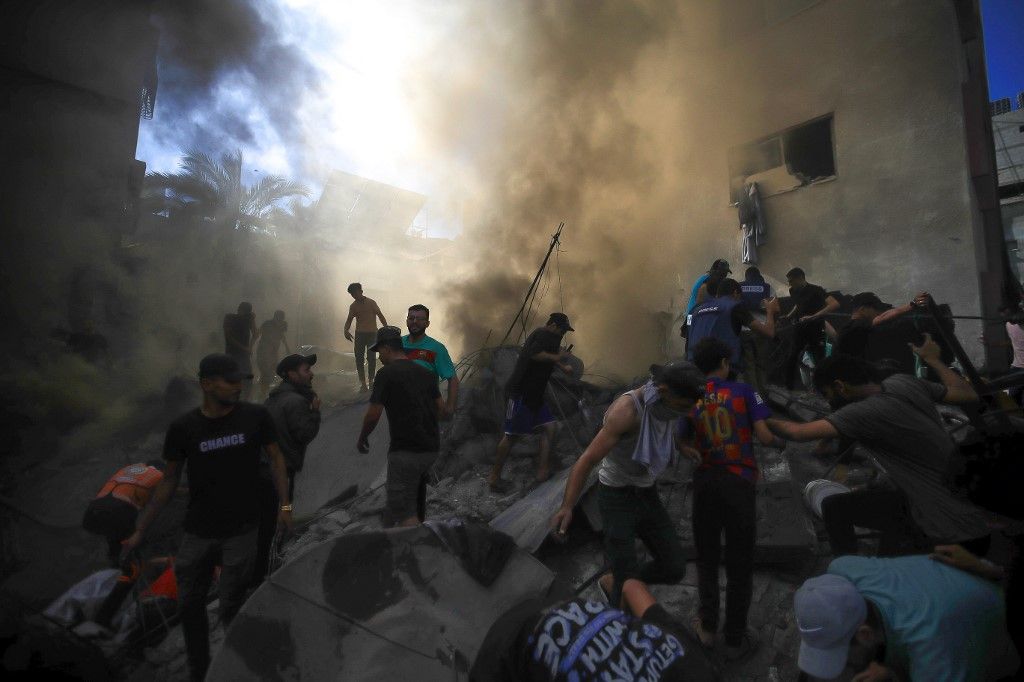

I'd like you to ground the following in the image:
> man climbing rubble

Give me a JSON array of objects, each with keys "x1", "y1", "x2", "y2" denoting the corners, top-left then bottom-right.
[
  {"x1": 488, "y1": 312, "x2": 576, "y2": 492},
  {"x1": 403, "y1": 303, "x2": 460, "y2": 415},
  {"x1": 550, "y1": 360, "x2": 703, "y2": 608},
  {"x1": 121, "y1": 353, "x2": 293, "y2": 682},
  {"x1": 766, "y1": 337, "x2": 994, "y2": 557},
  {"x1": 780, "y1": 268, "x2": 839, "y2": 390},
  {"x1": 470, "y1": 577, "x2": 719, "y2": 681},
  {"x1": 681, "y1": 337, "x2": 787, "y2": 661},
  {"x1": 357, "y1": 326, "x2": 447, "y2": 527},
  {"x1": 686, "y1": 278, "x2": 780, "y2": 390}
]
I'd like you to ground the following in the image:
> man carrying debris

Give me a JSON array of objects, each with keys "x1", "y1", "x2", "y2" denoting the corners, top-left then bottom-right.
[
  {"x1": 793, "y1": 555, "x2": 1009, "y2": 681},
  {"x1": 403, "y1": 303, "x2": 460, "y2": 415},
  {"x1": 550, "y1": 361, "x2": 704, "y2": 608},
  {"x1": 766, "y1": 337, "x2": 993, "y2": 557},
  {"x1": 488, "y1": 312, "x2": 575, "y2": 492},
  {"x1": 781, "y1": 267, "x2": 839, "y2": 390},
  {"x1": 357, "y1": 326, "x2": 447, "y2": 527},
  {"x1": 253, "y1": 353, "x2": 321, "y2": 586},
  {"x1": 122, "y1": 354, "x2": 293, "y2": 682},
  {"x1": 686, "y1": 278, "x2": 780, "y2": 389},
  {"x1": 82, "y1": 461, "x2": 165, "y2": 566},
  {"x1": 471, "y1": 577, "x2": 719, "y2": 681},
  {"x1": 343, "y1": 283, "x2": 387, "y2": 391},
  {"x1": 682, "y1": 337, "x2": 786, "y2": 660}
]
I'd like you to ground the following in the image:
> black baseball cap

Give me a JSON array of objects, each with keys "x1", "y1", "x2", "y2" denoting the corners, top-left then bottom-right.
[
  {"x1": 547, "y1": 313, "x2": 575, "y2": 331},
  {"x1": 369, "y1": 326, "x2": 404, "y2": 352},
  {"x1": 198, "y1": 353, "x2": 253, "y2": 382},
  {"x1": 276, "y1": 353, "x2": 317, "y2": 378},
  {"x1": 650, "y1": 360, "x2": 704, "y2": 399},
  {"x1": 710, "y1": 259, "x2": 731, "y2": 274}
]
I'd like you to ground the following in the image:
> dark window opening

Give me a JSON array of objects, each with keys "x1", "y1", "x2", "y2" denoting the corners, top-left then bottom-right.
[{"x1": 728, "y1": 114, "x2": 835, "y2": 202}]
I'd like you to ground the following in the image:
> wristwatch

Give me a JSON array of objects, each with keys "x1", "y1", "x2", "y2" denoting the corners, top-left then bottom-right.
[{"x1": 279, "y1": 504, "x2": 293, "y2": 512}]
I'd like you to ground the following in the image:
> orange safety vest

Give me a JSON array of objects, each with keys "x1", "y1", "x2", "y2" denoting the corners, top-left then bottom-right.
[{"x1": 95, "y1": 464, "x2": 163, "y2": 510}]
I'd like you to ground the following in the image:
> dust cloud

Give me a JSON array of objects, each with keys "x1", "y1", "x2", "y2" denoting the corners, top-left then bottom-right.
[{"x1": 407, "y1": 1, "x2": 730, "y2": 379}]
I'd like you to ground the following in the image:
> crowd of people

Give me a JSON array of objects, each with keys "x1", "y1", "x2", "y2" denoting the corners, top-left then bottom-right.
[{"x1": 78, "y1": 269, "x2": 1024, "y2": 681}]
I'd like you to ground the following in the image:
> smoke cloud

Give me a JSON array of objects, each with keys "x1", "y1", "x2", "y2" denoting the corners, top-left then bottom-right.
[
  {"x1": 409, "y1": 2, "x2": 725, "y2": 379},
  {"x1": 148, "y1": 0, "x2": 320, "y2": 170}
]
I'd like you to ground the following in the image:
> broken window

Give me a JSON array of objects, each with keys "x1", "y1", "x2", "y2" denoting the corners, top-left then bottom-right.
[{"x1": 728, "y1": 114, "x2": 836, "y2": 202}]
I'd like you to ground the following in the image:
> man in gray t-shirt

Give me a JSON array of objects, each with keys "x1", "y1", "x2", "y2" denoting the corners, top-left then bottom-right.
[{"x1": 767, "y1": 334, "x2": 991, "y2": 552}]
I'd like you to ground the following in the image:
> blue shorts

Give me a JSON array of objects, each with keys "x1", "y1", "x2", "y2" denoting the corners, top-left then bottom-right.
[{"x1": 503, "y1": 397, "x2": 556, "y2": 435}]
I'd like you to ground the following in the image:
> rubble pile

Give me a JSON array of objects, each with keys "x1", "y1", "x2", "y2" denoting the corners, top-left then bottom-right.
[{"x1": 277, "y1": 347, "x2": 624, "y2": 565}]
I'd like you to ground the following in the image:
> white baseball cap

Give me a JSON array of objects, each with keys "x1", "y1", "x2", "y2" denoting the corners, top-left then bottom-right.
[{"x1": 794, "y1": 574, "x2": 867, "y2": 679}]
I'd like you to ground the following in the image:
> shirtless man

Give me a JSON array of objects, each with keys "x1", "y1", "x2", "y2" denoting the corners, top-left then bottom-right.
[{"x1": 344, "y1": 283, "x2": 388, "y2": 391}]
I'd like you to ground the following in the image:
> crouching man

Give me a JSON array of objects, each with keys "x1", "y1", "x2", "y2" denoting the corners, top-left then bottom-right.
[
  {"x1": 550, "y1": 361, "x2": 703, "y2": 607},
  {"x1": 795, "y1": 554, "x2": 1011, "y2": 681},
  {"x1": 470, "y1": 578, "x2": 719, "y2": 681}
]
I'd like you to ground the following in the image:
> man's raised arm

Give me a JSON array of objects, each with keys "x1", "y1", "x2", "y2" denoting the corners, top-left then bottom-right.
[{"x1": 911, "y1": 333, "x2": 978, "y2": 405}]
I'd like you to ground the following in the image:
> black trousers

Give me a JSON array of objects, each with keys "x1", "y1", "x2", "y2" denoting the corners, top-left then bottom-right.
[
  {"x1": 821, "y1": 488, "x2": 991, "y2": 557},
  {"x1": 783, "y1": 321, "x2": 824, "y2": 390},
  {"x1": 692, "y1": 468, "x2": 756, "y2": 645},
  {"x1": 252, "y1": 470, "x2": 295, "y2": 587},
  {"x1": 821, "y1": 488, "x2": 927, "y2": 556},
  {"x1": 598, "y1": 483, "x2": 687, "y2": 607}
]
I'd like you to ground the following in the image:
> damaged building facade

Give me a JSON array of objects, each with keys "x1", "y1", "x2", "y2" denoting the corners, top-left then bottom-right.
[
  {"x1": 0, "y1": 0, "x2": 157, "y2": 357},
  {"x1": 671, "y1": 0, "x2": 1008, "y2": 366}
]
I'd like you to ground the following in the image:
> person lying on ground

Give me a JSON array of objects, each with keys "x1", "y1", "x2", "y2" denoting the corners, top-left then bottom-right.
[
  {"x1": 357, "y1": 326, "x2": 448, "y2": 528},
  {"x1": 489, "y1": 312, "x2": 575, "y2": 492},
  {"x1": 550, "y1": 361, "x2": 703, "y2": 608},
  {"x1": 794, "y1": 553, "x2": 1011, "y2": 681},
  {"x1": 680, "y1": 338, "x2": 788, "y2": 661},
  {"x1": 766, "y1": 337, "x2": 993, "y2": 557},
  {"x1": 470, "y1": 577, "x2": 720, "y2": 682}
]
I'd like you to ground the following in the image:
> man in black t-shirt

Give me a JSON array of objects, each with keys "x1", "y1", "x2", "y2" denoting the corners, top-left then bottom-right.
[
  {"x1": 470, "y1": 577, "x2": 719, "y2": 682},
  {"x1": 781, "y1": 268, "x2": 839, "y2": 390},
  {"x1": 357, "y1": 326, "x2": 445, "y2": 527},
  {"x1": 488, "y1": 313, "x2": 575, "y2": 493},
  {"x1": 122, "y1": 353, "x2": 293, "y2": 682}
]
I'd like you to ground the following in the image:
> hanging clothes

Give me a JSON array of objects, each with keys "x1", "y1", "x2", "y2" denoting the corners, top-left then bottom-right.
[{"x1": 737, "y1": 182, "x2": 767, "y2": 264}]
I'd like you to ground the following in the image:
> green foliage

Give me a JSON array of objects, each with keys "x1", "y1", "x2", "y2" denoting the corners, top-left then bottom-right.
[{"x1": 143, "y1": 149, "x2": 310, "y2": 234}]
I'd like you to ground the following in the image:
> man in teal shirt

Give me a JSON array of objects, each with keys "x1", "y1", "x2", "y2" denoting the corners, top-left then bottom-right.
[
  {"x1": 402, "y1": 304, "x2": 459, "y2": 416},
  {"x1": 794, "y1": 555, "x2": 1010, "y2": 681}
]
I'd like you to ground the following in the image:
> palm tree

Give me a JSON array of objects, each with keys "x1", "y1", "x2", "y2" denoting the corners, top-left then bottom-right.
[{"x1": 144, "y1": 149, "x2": 309, "y2": 234}]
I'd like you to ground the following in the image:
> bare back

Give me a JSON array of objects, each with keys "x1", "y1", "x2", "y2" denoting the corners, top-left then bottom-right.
[{"x1": 349, "y1": 297, "x2": 382, "y2": 333}]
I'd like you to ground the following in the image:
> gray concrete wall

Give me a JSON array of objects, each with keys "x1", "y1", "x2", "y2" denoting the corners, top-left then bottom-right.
[{"x1": 674, "y1": 0, "x2": 985, "y2": 359}]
